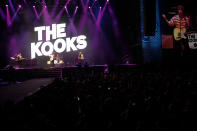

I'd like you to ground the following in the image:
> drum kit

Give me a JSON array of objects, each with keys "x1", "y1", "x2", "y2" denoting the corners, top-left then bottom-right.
[
  {"x1": 47, "y1": 60, "x2": 64, "y2": 64},
  {"x1": 47, "y1": 54, "x2": 64, "y2": 67}
]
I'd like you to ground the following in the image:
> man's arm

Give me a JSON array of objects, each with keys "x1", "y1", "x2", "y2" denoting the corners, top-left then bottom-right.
[{"x1": 162, "y1": 14, "x2": 174, "y2": 26}]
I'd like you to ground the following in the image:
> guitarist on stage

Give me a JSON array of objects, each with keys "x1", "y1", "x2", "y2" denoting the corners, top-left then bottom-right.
[
  {"x1": 78, "y1": 52, "x2": 84, "y2": 65},
  {"x1": 162, "y1": 5, "x2": 190, "y2": 56}
]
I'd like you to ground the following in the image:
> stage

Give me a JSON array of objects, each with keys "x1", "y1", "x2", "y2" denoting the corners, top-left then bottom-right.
[{"x1": 0, "y1": 64, "x2": 138, "y2": 82}]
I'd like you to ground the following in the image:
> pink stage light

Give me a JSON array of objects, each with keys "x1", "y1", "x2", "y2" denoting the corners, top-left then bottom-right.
[
  {"x1": 6, "y1": 4, "x2": 11, "y2": 27},
  {"x1": 11, "y1": 5, "x2": 22, "y2": 23},
  {"x1": 33, "y1": 5, "x2": 40, "y2": 19}
]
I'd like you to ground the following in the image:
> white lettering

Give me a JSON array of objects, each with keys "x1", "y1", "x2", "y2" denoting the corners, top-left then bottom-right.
[
  {"x1": 46, "y1": 24, "x2": 57, "y2": 41},
  {"x1": 31, "y1": 42, "x2": 42, "y2": 59},
  {"x1": 66, "y1": 37, "x2": 77, "y2": 52},
  {"x1": 41, "y1": 41, "x2": 54, "y2": 56},
  {"x1": 76, "y1": 35, "x2": 87, "y2": 49},
  {"x1": 31, "y1": 23, "x2": 88, "y2": 59},
  {"x1": 57, "y1": 23, "x2": 66, "y2": 38},
  {"x1": 54, "y1": 38, "x2": 66, "y2": 53},
  {"x1": 34, "y1": 26, "x2": 45, "y2": 41}
]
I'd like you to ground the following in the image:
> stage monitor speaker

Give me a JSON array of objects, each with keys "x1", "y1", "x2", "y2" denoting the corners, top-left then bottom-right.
[{"x1": 143, "y1": 0, "x2": 156, "y2": 36}]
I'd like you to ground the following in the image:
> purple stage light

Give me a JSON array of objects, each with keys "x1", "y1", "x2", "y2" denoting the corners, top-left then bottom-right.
[
  {"x1": 33, "y1": 6, "x2": 39, "y2": 19},
  {"x1": 43, "y1": 6, "x2": 52, "y2": 25},
  {"x1": 89, "y1": 6, "x2": 91, "y2": 9},
  {"x1": 11, "y1": 5, "x2": 21, "y2": 23},
  {"x1": 9, "y1": 0, "x2": 16, "y2": 14},
  {"x1": 80, "y1": 0, "x2": 84, "y2": 7},
  {"x1": 0, "y1": 7, "x2": 6, "y2": 20},
  {"x1": 54, "y1": 0, "x2": 70, "y2": 22},
  {"x1": 96, "y1": 7, "x2": 102, "y2": 26},
  {"x1": 6, "y1": 5, "x2": 11, "y2": 27},
  {"x1": 55, "y1": 3, "x2": 68, "y2": 22},
  {"x1": 45, "y1": 6, "x2": 47, "y2": 8},
  {"x1": 50, "y1": 0, "x2": 59, "y2": 17},
  {"x1": 73, "y1": 6, "x2": 79, "y2": 17},
  {"x1": 89, "y1": 7, "x2": 96, "y2": 22},
  {"x1": 65, "y1": 6, "x2": 69, "y2": 15},
  {"x1": 80, "y1": 0, "x2": 89, "y2": 12},
  {"x1": 91, "y1": 0, "x2": 97, "y2": 8},
  {"x1": 108, "y1": 5, "x2": 120, "y2": 41}
]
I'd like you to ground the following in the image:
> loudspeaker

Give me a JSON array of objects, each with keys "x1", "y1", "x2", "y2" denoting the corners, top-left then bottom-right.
[{"x1": 143, "y1": 0, "x2": 156, "y2": 36}]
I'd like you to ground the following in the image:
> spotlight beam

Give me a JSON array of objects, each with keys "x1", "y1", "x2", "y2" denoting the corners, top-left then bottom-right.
[
  {"x1": 96, "y1": 1, "x2": 108, "y2": 26},
  {"x1": 11, "y1": 5, "x2": 21, "y2": 23},
  {"x1": 38, "y1": 7, "x2": 46, "y2": 18},
  {"x1": 65, "y1": 0, "x2": 71, "y2": 7},
  {"x1": 65, "y1": 6, "x2": 78, "y2": 36},
  {"x1": 85, "y1": 0, "x2": 90, "y2": 7},
  {"x1": 80, "y1": 0, "x2": 90, "y2": 12},
  {"x1": 89, "y1": 7, "x2": 96, "y2": 22},
  {"x1": 101, "y1": 1, "x2": 108, "y2": 17},
  {"x1": 72, "y1": 6, "x2": 78, "y2": 20},
  {"x1": 96, "y1": 7, "x2": 102, "y2": 26},
  {"x1": 55, "y1": 0, "x2": 71, "y2": 22},
  {"x1": 65, "y1": 7, "x2": 70, "y2": 17},
  {"x1": 6, "y1": 5, "x2": 11, "y2": 27},
  {"x1": 80, "y1": 0, "x2": 85, "y2": 8},
  {"x1": 33, "y1": 6, "x2": 39, "y2": 19},
  {"x1": 8, "y1": 0, "x2": 16, "y2": 14},
  {"x1": 43, "y1": 6, "x2": 52, "y2": 25},
  {"x1": 108, "y1": 5, "x2": 120, "y2": 39},
  {"x1": 0, "y1": 7, "x2": 6, "y2": 20},
  {"x1": 50, "y1": 0, "x2": 59, "y2": 17},
  {"x1": 91, "y1": 0, "x2": 97, "y2": 8}
]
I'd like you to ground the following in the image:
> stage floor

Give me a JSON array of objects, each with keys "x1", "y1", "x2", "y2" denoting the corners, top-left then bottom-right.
[{"x1": 0, "y1": 78, "x2": 54, "y2": 105}]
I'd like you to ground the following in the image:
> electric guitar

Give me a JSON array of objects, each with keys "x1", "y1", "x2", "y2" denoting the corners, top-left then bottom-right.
[{"x1": 173, "y1": 28, "x2": 187, "y2": 41}]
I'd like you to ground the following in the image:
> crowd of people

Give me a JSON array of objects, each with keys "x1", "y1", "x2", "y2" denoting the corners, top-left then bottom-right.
[{"x1": 0, "y1": 64, "x2": 197, "y2": 130}]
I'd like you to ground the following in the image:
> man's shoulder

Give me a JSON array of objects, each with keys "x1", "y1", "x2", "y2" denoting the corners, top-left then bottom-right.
[{"x1": 172, "y1": 15, "x2": 179, "y2": 19}]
